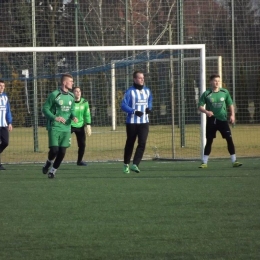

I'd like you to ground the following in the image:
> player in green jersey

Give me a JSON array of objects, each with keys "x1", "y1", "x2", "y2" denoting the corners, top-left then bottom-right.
[
  {"x1": 71, "y1": 86, "x2": 91, "y2": 166},
  {"x1": 198, "y1": 74, "x2": 242, "y2": 168},
  {"x1": 42, "y1": 73, "x2": 78, "y2": 178}
]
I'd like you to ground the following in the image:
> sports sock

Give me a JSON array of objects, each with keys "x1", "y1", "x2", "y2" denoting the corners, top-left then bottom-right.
[
  {"x1": 203, "y1": 155, "x2": 209, "y2": 164},
  {"x1": 231, "y1": 154, "x2": 236, "y2": 163},
  {"x1": 49, "y1": 167, "x2": 57, "y2": 174}
]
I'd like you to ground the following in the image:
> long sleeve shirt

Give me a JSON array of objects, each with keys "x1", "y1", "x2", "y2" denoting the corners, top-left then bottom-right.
[
  {"x1": 121, "y1": 86, "x2": 153, "y2": 124},
  {"x1": 71, "y1": 98, "x2": 91, "y2": 128},
  {"x1": 0, "y1": 93, "x2": 12, "y2": 127}
]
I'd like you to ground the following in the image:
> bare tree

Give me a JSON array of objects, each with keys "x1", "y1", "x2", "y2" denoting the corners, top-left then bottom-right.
[{"x1": 247, "y1": 0, "x2": 260, "y2": 24}]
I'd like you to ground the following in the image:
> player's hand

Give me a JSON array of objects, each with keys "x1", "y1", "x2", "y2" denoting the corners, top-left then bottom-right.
[
  {"x1": 55, "y1": 116, "x2": 66, "y2": 124},
  {"x1": 86, "y1": 125, "x2": 92, "y2": 136},
  {"x1": 72, "y1": 117, "x2": 78, "y2": 123},
  {"x1": 230, "y1": 115, "x2": 235, "y2": 124},
  {"x1": 8, "y1": 124, "x2": 13, "y2": 131},
  {"x1": 145, "y1": 108, "x2": 151, "y2": 114},
  {"x1": 205, "y1": 110, "x2": 214, "y2": 117},
  {"x1": 135, "y1": 111, "x2": 144, "y2": 117}
]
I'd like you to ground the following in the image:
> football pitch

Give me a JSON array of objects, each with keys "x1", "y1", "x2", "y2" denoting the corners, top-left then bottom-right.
[{"x1": 0, "y1": 158, "x2": 259, "y2": 260}]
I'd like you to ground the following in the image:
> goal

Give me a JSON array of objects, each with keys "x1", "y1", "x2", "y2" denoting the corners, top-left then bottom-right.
[{"x1": 0, "y1": 44, "x2": 207, "y2": 163}]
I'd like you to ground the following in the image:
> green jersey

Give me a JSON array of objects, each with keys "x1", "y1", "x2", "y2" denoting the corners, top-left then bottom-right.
[
  {"x1": 42, "y1": 88, "x2": 76, "y2": 132},
  {"x1": 198, "y1": 88, "x2": 233, "y2": 121},
  {"x1": 71, "y1": 98, "x2": 91, "y2": 128}
]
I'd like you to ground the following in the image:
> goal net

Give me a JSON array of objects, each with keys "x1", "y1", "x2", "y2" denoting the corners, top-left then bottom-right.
[{"x1": 0, "y1": 44, "x2": 210, "y2": 163}]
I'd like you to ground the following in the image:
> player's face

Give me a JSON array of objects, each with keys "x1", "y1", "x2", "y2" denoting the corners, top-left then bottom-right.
[
  {"x1": 133, "y1": 73, "x2": 144, "y2": 86},
  {"x1": 211, "y1": 77, "x2": 220, "y2": 89},
  {"x1": 73, "y1": 88, "x2": 81, "y2": 100},
  {"x1": 0, "y1": 82, "x2": 5, "y2": 94},
  {"x1": 63, "y1": 77, "x2": 74, "y2": 91}
]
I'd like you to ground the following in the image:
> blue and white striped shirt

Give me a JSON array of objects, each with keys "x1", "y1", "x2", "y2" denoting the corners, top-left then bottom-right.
[
  {"x1": 121, "y1": 86, "x2": 153, "y2": 124},
  {"x1": 0, "y1": 93, "x2": 12, "y2": 127}
]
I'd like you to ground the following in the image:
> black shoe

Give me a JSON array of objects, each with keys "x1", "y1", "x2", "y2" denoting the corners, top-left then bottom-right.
[
  {"x1": 48, "y1": 172, "x2": 55, "y2": 178},
  {"x1": 77, "y1": 161, "x2": 88, "y2": 166},
  {"x1": 0, "y1": 164, "x2": 6, "y2": 170},
  {"x1": 42, "y1": 161, "x2": 51, "y2": 174}
]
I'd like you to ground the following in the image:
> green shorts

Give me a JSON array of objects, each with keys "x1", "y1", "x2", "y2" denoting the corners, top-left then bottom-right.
[{"x1": 48, "y1": 129, "x2": 71, "y2": 148}]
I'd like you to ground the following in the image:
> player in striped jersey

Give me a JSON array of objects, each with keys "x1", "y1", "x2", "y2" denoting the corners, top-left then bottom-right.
[
  {"x1": 121, "y1": 71, "x2": 153, "y2": 174},
  {"x1": 0, "y1": 80, "x2": 13, "y2": 170}
]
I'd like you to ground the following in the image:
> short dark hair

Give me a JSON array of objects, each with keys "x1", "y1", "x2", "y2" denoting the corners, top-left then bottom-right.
[
  {"x1": 133, "y1": 70, "x2": 144, "y2": 78},
  {"x1": 61, "y1": 73, "x2": 73, "y2": 84},
  {"x1": 209, "y1": 74, "x2": 220, "y2": 81},
  {"x1": 73, "y1": 86, "x2": 81, "y2": 92},
  {"x1": 0, "y1": 79, "x2": 5, "y2": 84}
]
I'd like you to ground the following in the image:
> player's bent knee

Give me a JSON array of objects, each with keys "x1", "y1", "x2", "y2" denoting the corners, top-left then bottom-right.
[
  {"x1": 59, "y1": 147, "x2": 67, "y2": 156},
  {"x1": 49, "y1": 146, "x2": 59, "y2": 157},
  {"x1": 225, "y1": 135, "x2": 233, "y2": 141}
]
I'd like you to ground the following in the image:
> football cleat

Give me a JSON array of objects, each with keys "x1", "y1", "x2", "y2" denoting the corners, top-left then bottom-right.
[
  {"x1": 77, "y1": 161, "x2": 88, "y2": 166},
  {"x1": 130, "y1": 164, "x2": 140, "y2": 173},
  {"x1": 48, "y1": 172, "x2": 55, "y2": 178},
  {"x1": 0, "y1": 164, "x2": 6, "y2": 170},
  {"x1": 123, "y1": 164, "x2": 130, "y2": 174},
  {"x1": 199, "y1": 163, "x2": 207, "y2": 168},
  {"x1": 233, "y1": 161, "x2": 242, "y2": 167},
  {"x1": 42, "y1": 160, "x2": 52, "y2": 174}
]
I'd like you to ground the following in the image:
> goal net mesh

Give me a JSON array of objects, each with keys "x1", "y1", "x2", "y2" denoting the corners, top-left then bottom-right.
[{"x1": 1, "y1": 48, "x2": 220, "y2": 163}]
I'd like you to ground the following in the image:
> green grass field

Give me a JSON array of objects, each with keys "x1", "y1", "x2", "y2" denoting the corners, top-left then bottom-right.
[
  {"x1": 4, "y1": 124, "x2": 260, "y2": 163},
  {"x1": 0, "y1": 158, "x2": 260, "y2": 260}
]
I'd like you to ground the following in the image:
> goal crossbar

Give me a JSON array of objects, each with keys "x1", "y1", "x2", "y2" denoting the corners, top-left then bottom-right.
[{"x1": 0, "y1": 44, "x2": 205, "y2": 53}]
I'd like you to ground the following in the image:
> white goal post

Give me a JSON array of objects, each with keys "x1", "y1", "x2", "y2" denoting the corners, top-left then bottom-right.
[{"x1": 0, "y1": 44, "x2": 206, "y2": 161}]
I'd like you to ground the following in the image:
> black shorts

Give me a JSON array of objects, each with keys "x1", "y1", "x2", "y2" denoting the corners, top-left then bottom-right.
[{"x1": 206, "y1": 117, "x2": 232, "y2": 139}]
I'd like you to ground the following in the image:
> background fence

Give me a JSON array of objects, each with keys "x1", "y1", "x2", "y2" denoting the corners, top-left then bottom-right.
[{"x1": 0, "y1": 0, "x2": 259, "y2": 163}]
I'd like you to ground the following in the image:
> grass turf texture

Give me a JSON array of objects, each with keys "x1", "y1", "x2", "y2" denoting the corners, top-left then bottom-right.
[
  {"x1": 4, "y1": 124, "x2": 260, "y2": 163},
  {"x1": 0, "y1": 158, "x2": 259, "y2": 260}
]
